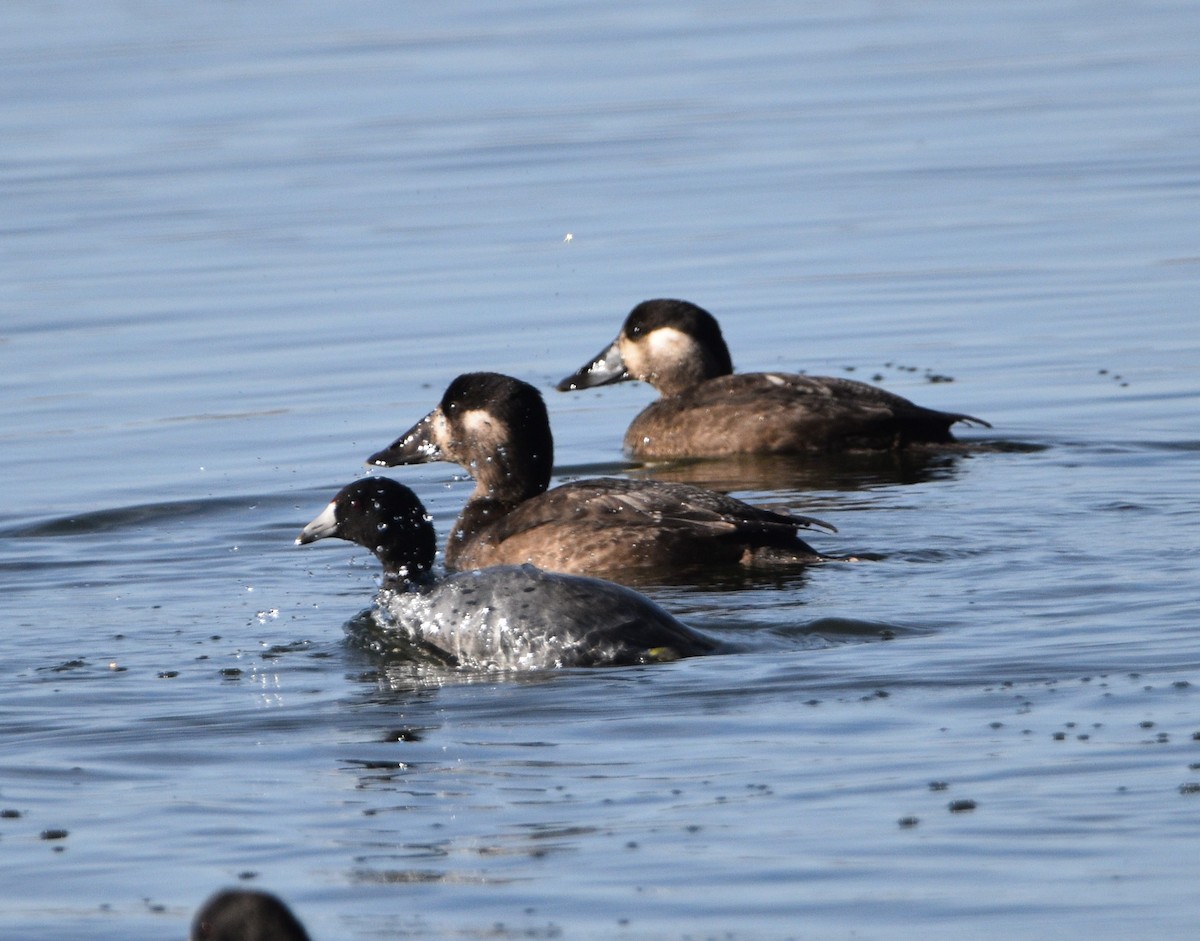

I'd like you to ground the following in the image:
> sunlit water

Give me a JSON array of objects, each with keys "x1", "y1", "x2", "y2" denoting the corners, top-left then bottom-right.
[{"x1": 2, "y1": 2, "x2": 1199, "y2": 939}]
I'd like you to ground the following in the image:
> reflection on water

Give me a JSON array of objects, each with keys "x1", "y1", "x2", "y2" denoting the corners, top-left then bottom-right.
[
  {"x1": 628, "y1": 448, "x2": 969, "y2": 492},
  {"x1": 624, "y1": 440, "x2": 1048, "y2": 494}
]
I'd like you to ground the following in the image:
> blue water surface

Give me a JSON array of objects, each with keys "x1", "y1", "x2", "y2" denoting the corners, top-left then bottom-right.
[{"x1": 2, "y1": 2, "x2": 1199, "y2": 939}]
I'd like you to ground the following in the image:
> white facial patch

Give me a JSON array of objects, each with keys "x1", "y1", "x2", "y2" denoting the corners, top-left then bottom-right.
[
  {"x1": 460, "y1": 408, "x2": 496, "y2": 437},
  {"x1": 454, "y1": 408, "x2": 510, "y2": 457},
  {"x1": 623, "y1": 325, "x2": 701, "y2": 378},
  {"x1": 646, "y1": 326, "x2": 698, "y2": 360}
]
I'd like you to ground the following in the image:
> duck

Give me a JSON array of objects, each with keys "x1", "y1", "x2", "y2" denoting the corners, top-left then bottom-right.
[
  {"x1": 191, "y1": 889, "x2": 311, "y2": 941},
  {"x1": 364, "y1": 372, "x2": 838, "y2": 580},
  {"x1": 297, "y1": 477, "x2": 719, "y2": 669},
  {"x1": 556, "y1": 298, "x2": 991, "y2": 459}
]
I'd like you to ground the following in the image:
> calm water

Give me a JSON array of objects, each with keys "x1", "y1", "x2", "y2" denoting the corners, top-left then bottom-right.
[{"x1": 3, "y1": 1, "x2": 1200, "y2": 938}]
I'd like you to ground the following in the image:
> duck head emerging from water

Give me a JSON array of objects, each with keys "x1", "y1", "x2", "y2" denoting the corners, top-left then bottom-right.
[{"x1": 191, "y1": 889, "x2": 312, "y2": 941}]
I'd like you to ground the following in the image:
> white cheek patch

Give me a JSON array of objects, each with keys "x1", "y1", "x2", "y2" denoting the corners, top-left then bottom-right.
[
  {"x1": 460, "y1": 409, "x2": 495, "y2": 436},
  {"x1": 457, "y1": 408, "x2": 509, "y2": 451},
  {"x1": 648, "y1": 325, "x2": 694, "y2": 356},
  {"x1": 621, "y1": 325, "x2": 698, "y2": 377}
]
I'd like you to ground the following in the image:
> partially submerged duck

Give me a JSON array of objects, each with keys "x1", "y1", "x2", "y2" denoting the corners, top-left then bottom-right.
[
  {"x1": 191, "y1": 889, "x2": 312, "y2": 941},
  {"x1": 297, "y1": 477, "x2": 718, "y2": 669},
  {"x1": 557, "y1": 298, "x2": 990, "y2": 459},
  {"x1": 365, "y1": 372, "x2": 837, "y2": 579}
]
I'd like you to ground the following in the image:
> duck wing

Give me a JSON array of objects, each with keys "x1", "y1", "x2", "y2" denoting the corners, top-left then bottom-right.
[
  {"x1": 630, "y1": 373, "x2": 988, "y2": 457},
  {"x1": 772, "y1": 374, "x2": 990, "y2": 428},
  {"x1": 487, "y1": 477, "x2": 835, "y2": 544}
]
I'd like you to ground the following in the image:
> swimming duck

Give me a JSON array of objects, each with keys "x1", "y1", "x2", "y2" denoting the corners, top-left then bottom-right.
[
  {"x1": 364, "y1": 372, "x2": 836, "y2": 579},
  {"x1": 297, "y1": 477, "x2": 718, "y2": 669},
  {"x1": 191, "y1": 889, "x2": 311, "y2": 941},
  {"x1": 556, "y1": 298, "x2": 991, "y2": 459}
]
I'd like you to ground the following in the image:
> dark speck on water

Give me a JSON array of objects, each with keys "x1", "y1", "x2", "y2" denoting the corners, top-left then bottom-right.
[{"x1": 2, "y1": 1, "x2": 1200, "y2": 939}]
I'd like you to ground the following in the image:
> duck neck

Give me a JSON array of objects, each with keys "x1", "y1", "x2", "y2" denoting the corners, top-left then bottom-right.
[
  {"x1": 653, "y1": 350, "x2": 732, "y2": 396},
  {"x1": 466, "y1": 453, "x2": 550, "y2": 506},
  {"x1": 446, "y1": 497, "x2": 519, "y2": 566},
  {"x1": 379, "y1": 562, "x2": 435, "y2": 590}
]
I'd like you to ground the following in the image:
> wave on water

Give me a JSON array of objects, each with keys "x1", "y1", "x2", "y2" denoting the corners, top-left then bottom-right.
[{"x1": 2, "y1": 492, "x2": 302, "y2": 538}]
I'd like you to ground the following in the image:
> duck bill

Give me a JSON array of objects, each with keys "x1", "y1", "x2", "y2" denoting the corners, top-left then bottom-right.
[
  {"x1": 366, "y1": 409, "x2": 444, "y2": 467},
  {"x1": 296, "y1": 499, "x2": 339, "y2": 545},
  {"x1": 555, "y1": 338, "x2": 630, "y2": 391}
]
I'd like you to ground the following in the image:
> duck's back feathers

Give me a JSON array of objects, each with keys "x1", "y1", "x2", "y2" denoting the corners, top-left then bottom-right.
[
  {"x1": 627, "y1": 372, "x2": 991, "y2": 458},
  {"x1": 447, "y1": 476, "x2": 832, "y2": 575},
  {"x1": 373, "y1": 564, "x2": 719, "y2": 670}
]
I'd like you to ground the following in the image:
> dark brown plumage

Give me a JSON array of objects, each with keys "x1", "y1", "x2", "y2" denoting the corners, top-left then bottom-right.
[
  {"x1": 367, "y1": 372, "x2": 836, "y2": 580},
  {"x1": 557, "y1": 298, "x2": 991, "y2": 459},
  {"x1": 191, "y1": 890, "x2": 312, "y2": 941}
]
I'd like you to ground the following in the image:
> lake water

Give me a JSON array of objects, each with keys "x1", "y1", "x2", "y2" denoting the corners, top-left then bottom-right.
[{"x1": 2, "y1": 1, "x2": 1199, "y2": 938}]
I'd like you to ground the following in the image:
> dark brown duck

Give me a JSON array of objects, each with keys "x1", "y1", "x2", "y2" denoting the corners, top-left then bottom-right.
[
  {"x1": 366, "y1": 372, "x2": 837, "y2": 579},
  {"x1": 557, "y1": 298, "x2": 991, "y2": 459},
  {"x1": 191, "y1": 889, "x2": 312, "y2": 941}
]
